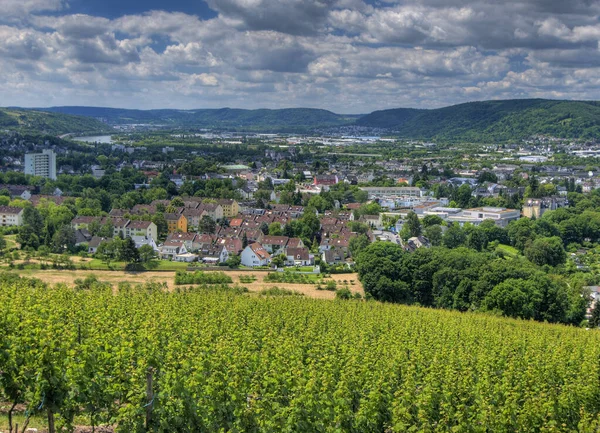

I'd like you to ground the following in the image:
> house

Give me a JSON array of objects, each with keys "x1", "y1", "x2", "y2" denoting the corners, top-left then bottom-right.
[
  {"x1": 360, "y1": 214, "x2": 382, "y2": 229},
  {"x1": 131, "y1": 235, "x2": 159, "y2": 251},
  {"x1": 74, "y1": 228, "x2": 92, "y2": 246},
  {"x1": 88, "y1": 236, "x2": 111, "y2": 254},
  {"x1": 403, "y1": 236, "x2": 431, "y2": 252},
  {"x1": 259, "y1": 235, "x2": 289, "y2": 253},
  {"x1": 285, "y1": 247, "x2": 313, "y2": 266},
  {"x1": 111, "y1": 218, "x2": 130, "y2": 238},
  {"x1": 166, "y1": 232, "x2": 200, "y2": 252},
  {"x1": 322, "y1": 247, "x2": 348, "y2": 265},
  {"x1": 165, "y1": 213, "x2": 187, "y2": 233},
  {"x1": 0, "y1": 184, "x2": 34, "y2": 200},
  {"x1": 0, "y1": 206, "x2": 24, "y2": 227},
  {"x1": 182, "y1": 208, "x2": 206, "y2": 229},
  {"x1": 314, "y1": 174, "x2": 339, "y2": 186},
  {"x1": 447, "y1": 207, "x2": 520, "y2": 228},
  {"x1": 125, "y1": 220, "x2": 158, "y2": 242},
  {"x1": 198, "y1": 203, "x2": 224, "y2": 221},
  {"x1": 159, "y1": 241, "x2": 188, "y2": 259},
  {"x1": 215, "y1": 237, "x2": 243, "y2": 256},
  {"x1": 217, "y1": 199, "x2": 239, "y2": 218},
  {"x1": 199, "y1": 245, "x2": 228, "y2": 264},
  {"x1": 522, "y1": 197, "x2": 568, "y2": 219},
  {"x1": 241, "y1": 243, "x2": 271, "y2": 267}
]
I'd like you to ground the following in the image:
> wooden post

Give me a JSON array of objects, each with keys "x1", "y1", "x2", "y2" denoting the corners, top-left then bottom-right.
[
  {"x1": 48, "y1": 408, "x2": 55, "y2": 433},
  {"x1": 145, "y1": 368, "x2": 154, "y2": 431}
]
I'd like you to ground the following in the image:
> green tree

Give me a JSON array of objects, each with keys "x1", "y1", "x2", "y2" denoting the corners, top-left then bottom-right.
[
  {"x1": 405, "y1": 211, "x2": 422, "y2": 238},
  {"x1": 226, "y1": 254, "x2": 241, "y2": 268},
  {"x1": 442, "y1": 223, "x2": 466, "y2": 249},
  {"x1": 200, "y1": 216, "x2": 216, "y2": 234},
  {"x1": 423, "y1": 225, "x2": 443, "y2": 246},
  {"x1": 51, "y1": 225, "x2": 76, "y2": 253},
  {"x1": 138, "y1": 244, "x2": 156, "y2": 264},
  {"x1": 422, "y1": 214, "x2": 444, "y2": 228},
  {"x1": 589, "y1": 301, "x2": 600, "y2": 328},
  {"x1": 524, "y1": 236, "x2": 566, "y2": 267},
  {"x1": 349, "y1": 234, "x2": 370, "y2": 257},
  {"x1": 268, "y1": 222, "x2": 282, "y2": 236}
]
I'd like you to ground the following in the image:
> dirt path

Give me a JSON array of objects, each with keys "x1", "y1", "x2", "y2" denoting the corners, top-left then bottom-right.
[{"x1": 11, "y1": 269, "x2": 364, "y2": 300}]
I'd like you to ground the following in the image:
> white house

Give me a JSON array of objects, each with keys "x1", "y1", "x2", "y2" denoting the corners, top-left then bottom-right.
[
  {"x1": 0, "y1": 206, "x2": 24, "y2": 227},
  {"x1": 159, "y1": 241, "x2": 188, "y2": 260},
  {"x1": 241, "y1": 242, "x2": 271, "y2": 267},
  {"x1": 285, "y1": 247, "x2": 313, "y2": 266}
]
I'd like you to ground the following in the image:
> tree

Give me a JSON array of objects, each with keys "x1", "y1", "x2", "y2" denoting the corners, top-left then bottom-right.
[
  {"x1": 200, "y1": 216, "x2": 216, "y2": 234},
  {"x1": 51, "y1": 225, "x2": 76, "y2": 253},
  {"x1": 507, "y1": 218, "x2": 536, "y2": 252},
  {"x1": 423, "y1": 225, "x2": 443, "y2": 247},
  {"x1": 259, "y1": 222, "x2": 270, "y2": 235},
  {"x1": 96, "y1": 240, "x2": 117, "y2": 266},
  {"x1": 170, "y1": 197, "x2": 184, "y2": 207},
  {"x1": 138, "y1": 244, "x2": 156, "y2": 264},
  {"x1": 17, "y1": 225, "x2": 40, "y2": 249},
  {"x1": 0, "y1": 235, "x2": 6, "y2": 253},
  {"x1": 22, "y1": 207, "x2": 44, "y2": 233},
  {"x1": 268, "y1": 222, "x2": 282, "y2": 236},
  {"x1": 524, "y1": 236, "x2": 566, "y2": 267},
  {"x1": 405, "y1": 211, "x2": 422, "y2": 238},
  {"x1": 465, "y1": 227, "x2": 487, "y2": 251},
  {"x1": 242, "y1": 232, "x2": 248, "y2": 248},
  {"x1": 226, "y1": 254, "x2": 241, "y2": 268},
  {"x1": 442, "y1": 223, "x2": 466, "y2": 249},
  {"x1": 152, "y1": 213, "x2": 168, "y2": 238},
  {"x1": 422, "y1": 214, "x2": 443, "y2": 228},
  {"x1": 118, "y1": 237, "x2": 140, "y2": 263},
  {"x1": 349, "y1": 234, "x2": 370, "y2": 257},
  {"x1": 356, "y1": 242, "x2": 410, "y2": 303},
  {"x1": 271, "y1": 254, "x2": 286, "y2": 268},
  {"x1": 589, "y1": 301, "x2": 600, "y2": 328}
]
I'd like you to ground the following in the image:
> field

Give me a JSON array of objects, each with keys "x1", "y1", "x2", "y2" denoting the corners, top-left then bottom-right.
[
  {"x1": 7, "y1": 269, "x2": 363, "y2": 299},
  {"x1": 1, "y1": 276, "x2": 600, "y2": 432}
]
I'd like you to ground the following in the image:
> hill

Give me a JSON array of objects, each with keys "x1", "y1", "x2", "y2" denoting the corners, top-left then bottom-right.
[
  {"x1": 15, "y1": 99, "x2": 600, "y2": 139},
  {"x1": 356, "y1": 99, "x2": 600, "y2": 141},
  {"x1": 1, "y1": 275, "x2": 600, "y2": 431},
  {"x1": 38, "y1": 106, "x2": 358, "y2": 132},
  {"x1": 0, "y1": 108, "x2": 110, "y2": 135}
]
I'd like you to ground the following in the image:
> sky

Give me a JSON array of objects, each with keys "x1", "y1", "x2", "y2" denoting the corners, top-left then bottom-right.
[{"x1": 1, "y1": 0, "x2": 600, "y2": 113}]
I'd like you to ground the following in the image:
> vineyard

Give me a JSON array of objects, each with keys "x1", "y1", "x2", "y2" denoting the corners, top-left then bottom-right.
[
  {"x1": 2, "y1": 274, "x2": 600, "y2": 432},
  {"x1": 174, "y1": 270, "x2": 233, "y2": 285}
]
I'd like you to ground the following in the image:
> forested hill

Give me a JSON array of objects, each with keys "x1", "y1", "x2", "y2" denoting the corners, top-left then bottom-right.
[
  {"x1": 37, "y1": 106, "x2": 359, "y2": 131},
  {"x1": 0, "y1": 108, "x2": 110, "y2": 135},
  {"x1": 13, "y1": 99, "x2": 600, "y2": 139},
  {"x1": 356, "y1": 99, "x2": 600, "y2": 141}
]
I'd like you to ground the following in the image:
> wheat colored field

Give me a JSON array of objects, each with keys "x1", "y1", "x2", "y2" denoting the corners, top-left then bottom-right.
[{"x1": 12, "y1": 269, "x2": 364, "y2": 299}]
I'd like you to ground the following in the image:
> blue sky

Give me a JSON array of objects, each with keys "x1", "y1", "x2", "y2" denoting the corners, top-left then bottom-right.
[{"x1": 1, "y1": 0, "x2": 600, "y2": 112}]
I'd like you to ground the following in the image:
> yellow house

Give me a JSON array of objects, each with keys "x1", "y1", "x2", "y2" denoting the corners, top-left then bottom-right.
[
  {"x1": 165, "y1": 213, "x2": 187, "y2": 233},
  {"x1": 217, "y1": 199, "x2": 239, "y2": 218}
]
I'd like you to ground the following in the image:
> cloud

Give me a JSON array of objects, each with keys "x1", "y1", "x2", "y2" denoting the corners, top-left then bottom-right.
[
  {"x1": 204, "y1": 0, "x2": 337, "y2": 35},
  {"x1": 1, "y1": 0, "x2": 600, "y2": 112},
  {"x1": 2, "y1": 0, "x2": 65, "y2": 19}
]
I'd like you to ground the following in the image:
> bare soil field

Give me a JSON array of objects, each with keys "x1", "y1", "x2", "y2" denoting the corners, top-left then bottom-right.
[{"x1": 12, "y1": 269, "x2": 364, "y2": 300}]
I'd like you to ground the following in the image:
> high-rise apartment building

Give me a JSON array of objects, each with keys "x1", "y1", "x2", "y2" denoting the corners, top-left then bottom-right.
[{"x1": 24, "y1": 149, "x2": 57, "y2": 180}]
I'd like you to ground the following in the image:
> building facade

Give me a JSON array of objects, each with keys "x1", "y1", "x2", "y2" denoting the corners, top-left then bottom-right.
[{"x1": 24, "y1": 149, "x2": 57, "y2": 180}]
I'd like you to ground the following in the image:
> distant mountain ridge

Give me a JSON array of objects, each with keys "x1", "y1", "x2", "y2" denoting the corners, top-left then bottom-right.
[
  {"x1": 0, "y1": 108, "x2": 110, "y2": 135},
  {"x1": 6, "y1": 98, "x2": 600, "y2": 140},
  {"x1": 37, "y1": 106, "x2": 359, "y2": 132},
  {"x1": 356, "y1": 99, "x2": 600, "y2": 141}
]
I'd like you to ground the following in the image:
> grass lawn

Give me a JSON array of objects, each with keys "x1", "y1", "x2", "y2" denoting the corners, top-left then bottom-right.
[
  {"x1": 4, "y1": 234, "x2": 17, "y2": 249},
  {"x1": 80, "y1": 259, "x2": 191, "y2": 271},
  {"x1": 496, "y1": 244, "x2": 520, "y2": 257}
]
